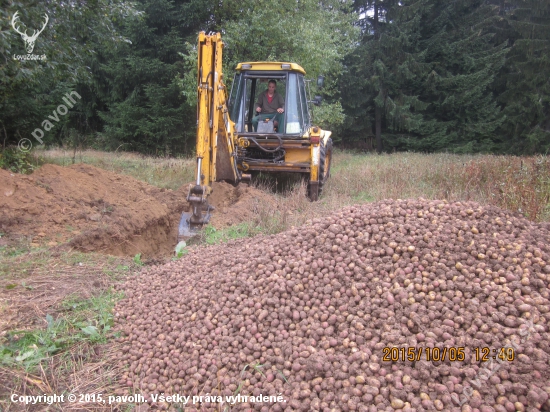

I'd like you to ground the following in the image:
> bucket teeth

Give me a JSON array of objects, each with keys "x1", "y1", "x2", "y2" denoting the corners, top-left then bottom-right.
[
  {"x1": 177, "y1": 211, "x2": 200, "y2": 241},
  {"x1": 177, "y1": 203, "x2": 213, "y2": 241}
]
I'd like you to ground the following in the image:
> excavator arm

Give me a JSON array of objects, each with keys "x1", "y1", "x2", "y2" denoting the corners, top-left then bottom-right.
[{"x1": 178, "y1": 32, "x2": 240, "y2": 241}]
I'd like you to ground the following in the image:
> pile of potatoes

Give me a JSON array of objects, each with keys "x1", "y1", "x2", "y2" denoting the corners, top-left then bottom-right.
[{"x1": 114, "y1": 199, "x2": 550, "y2": 411}]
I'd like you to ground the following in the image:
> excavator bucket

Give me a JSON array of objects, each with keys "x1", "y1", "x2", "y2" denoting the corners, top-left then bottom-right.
[
  {"x1": 177, "y1": 180, "x2": 214, "y2": 241},
  {"x1": 178, "y1": 211, "x2": 198, "y2": 240},
  {"x1": 177, "y1": 210, "x2": 210, "y2": 240}
]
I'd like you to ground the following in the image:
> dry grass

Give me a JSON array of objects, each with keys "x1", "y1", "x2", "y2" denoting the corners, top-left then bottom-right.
[
  {"x1": 245, "y1": 151, "x2": 550, "y2": 237},
  {"x1": 0, "y1": 342, "x2": 124, "y2": 412},
  {"x1": 1, "y1": 261, "x2": 113, "y2": 334},
  {"x1": 35, "y1": 148, "x2": 550, "y2": 224},
  {"x1": 37, "y1": 148, "x2": 195, "y2": 190}
]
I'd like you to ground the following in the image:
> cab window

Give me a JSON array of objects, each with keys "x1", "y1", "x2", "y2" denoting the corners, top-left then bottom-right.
[
  {"x1": 229, "y1": 74, "x2": 288, "y2": 133},
  {"x1": 298, "y1": 75, "x2": 310, "y2": 131},
  {"x1": 285, "y1": 73, "x2": 304, "y2": 135}
]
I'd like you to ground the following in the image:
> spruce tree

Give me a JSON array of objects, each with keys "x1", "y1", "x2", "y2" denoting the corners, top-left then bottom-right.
[
  {"x1": 496, "y1": 0, "x2": 550, "y2": 153},
  {"x1": 411, "y1": 0, "x2": 508, "y2": 152},
  {"x1": 93, "y1": 0, "x2": 211, "y2": 155},
  {"x1": 340, "y1": 0, "x2": 430, "y2": 152},
  {"x1": 0, "y1": 1, "x2": 140, "y2": 148}
]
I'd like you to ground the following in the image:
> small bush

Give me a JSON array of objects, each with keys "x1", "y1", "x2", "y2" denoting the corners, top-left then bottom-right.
[{"x1": 0, "y1": 147, "x2": 43, "y2": 174}]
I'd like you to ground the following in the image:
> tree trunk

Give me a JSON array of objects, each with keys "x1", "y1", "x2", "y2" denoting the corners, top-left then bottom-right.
[
  {"x1": 373, "y1": 1, "x2": 379, "y2": 40},
  {"x1": 375, "y1": 102, "x2": 382, "y2": 153},
  {"x1": 374, "y1": 0, "x2": 382, "y2": 153}
]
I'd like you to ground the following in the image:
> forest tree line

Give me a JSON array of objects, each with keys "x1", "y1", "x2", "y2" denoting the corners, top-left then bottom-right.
[{"x1": 1, "y1": 0, "x2": 548, "y2": 155}]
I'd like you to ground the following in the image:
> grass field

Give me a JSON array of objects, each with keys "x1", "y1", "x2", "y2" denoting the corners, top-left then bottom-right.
[
  {"x1": 1, "y1": 148, "x2": 549, "y2": 410},
  {"x1": 40, "y1": 148, "x2": 550, "y2": 228}
]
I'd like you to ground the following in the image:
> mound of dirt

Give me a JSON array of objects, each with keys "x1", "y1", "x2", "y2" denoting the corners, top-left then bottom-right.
[
  {"x1": 0, "y1": 164, "x2": 276, "y2": 257},
  {"x1": 0, "y1": 164, "x2": 185, "y2": 257},
  {"x1": 207, "y1": 181, "x2": 277, "y2": 229}
]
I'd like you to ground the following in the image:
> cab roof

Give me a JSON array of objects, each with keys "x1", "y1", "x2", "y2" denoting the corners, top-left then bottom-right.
[{"x1": 235, "y1": 62, "x2": 306, "y2": 75}]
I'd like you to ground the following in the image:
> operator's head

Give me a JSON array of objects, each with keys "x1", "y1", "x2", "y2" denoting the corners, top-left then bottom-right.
[{"x1": 268, "y1": 80, "x2": 277, "y2": 94}]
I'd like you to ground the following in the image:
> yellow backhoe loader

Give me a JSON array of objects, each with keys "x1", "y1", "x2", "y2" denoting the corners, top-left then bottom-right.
[{"x1": 178, "y1": 32, "x2": 333, "y2": 240}]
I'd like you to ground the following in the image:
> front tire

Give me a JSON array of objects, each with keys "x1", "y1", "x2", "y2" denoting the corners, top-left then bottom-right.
[
  {"x1": 307, "y1": 137, "x2": 332, "y2": 200},
  {"x1": 319, "y1": 137, "x2": 333, "y2": 197}
]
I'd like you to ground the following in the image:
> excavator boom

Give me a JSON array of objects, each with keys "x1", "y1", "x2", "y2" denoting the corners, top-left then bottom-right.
[{"x1": 178, "y1": 32, "x2": 239, "y2": 241}]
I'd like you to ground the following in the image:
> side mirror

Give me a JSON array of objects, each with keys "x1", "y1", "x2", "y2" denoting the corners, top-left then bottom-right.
[
  {"x1": 314, "y1": 95, "x2": 323, "y2": 106},
  {"x1": 317, "y1": 75, "x2": 325, "y2": 88}
]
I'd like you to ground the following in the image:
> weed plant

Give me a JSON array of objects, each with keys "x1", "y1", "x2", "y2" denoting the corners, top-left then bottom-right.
[{"x1": 1, "y1": 290, "x2": 120, "y2": 372}]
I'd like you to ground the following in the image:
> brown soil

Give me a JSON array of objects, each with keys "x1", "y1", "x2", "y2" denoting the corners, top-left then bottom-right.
[
  {"x1": 207, "y1": 180, "x2": 277, "y2": 228},
  {"x1": 0, "y1": 164, "x2": 275, "y2": 257}
]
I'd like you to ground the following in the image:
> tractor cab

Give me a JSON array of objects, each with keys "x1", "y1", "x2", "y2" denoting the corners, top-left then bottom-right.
[
  {"x1": 225, "y1": 60, "x2": 332, "y2": 202},
  {"x1": 228, "y1": 62, "x2": 313, "y2": 137}
]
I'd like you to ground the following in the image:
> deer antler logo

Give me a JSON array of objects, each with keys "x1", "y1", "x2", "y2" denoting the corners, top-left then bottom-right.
[{"x1": 11, "y1": 11, "x2": 49, "y2": 54}]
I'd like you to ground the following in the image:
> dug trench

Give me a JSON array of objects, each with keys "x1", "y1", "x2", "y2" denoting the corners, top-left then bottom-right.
[{"x1": 0, "y1": 163, "x2": 273, "y2": 258}]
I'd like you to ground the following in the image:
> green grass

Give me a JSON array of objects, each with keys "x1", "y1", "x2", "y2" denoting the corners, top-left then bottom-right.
[
  {"x1": 352, "y1": 191, "x2": 375, "y2": 202},
  {"x1": 133, "y1": 253, "x2": 144, "y2": 266},
  {"x1": 0, "y1": 241, "x2": 47, "y2": 279},
  {"x1": 0, "y1": 242, "x2": 29, "y2": 259},
  {"x1": 103, "y1": 263, "x2": 131, "y2": 276},
  {"x1": 0, "y1": 290, "x2": 122, "y2": 372},
  {"x1": 201, "y1": 222, "x2": 260, "y2": 245}
]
